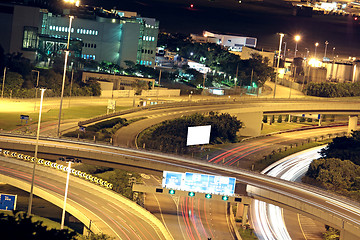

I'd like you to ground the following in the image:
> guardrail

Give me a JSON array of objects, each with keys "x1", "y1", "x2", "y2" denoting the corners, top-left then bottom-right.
[{"x1": 0, "y1": 148, "x2": 113, "y2": 189}]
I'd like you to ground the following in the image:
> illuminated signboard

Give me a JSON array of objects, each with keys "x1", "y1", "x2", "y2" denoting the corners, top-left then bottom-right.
[
  {"x1": 162, "y1": 171, "x2": 183, "y2": 189},
  {"x1": 162, "y1": 171, "x2": 236, "y2": 195}
]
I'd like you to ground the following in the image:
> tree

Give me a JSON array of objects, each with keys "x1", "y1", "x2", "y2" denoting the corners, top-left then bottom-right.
[
  {"x1": 4, "y1": 72, "x2": 24, "y2": 90},
  {"x1": 131, "y1": 79, "x2": 148, "y2": 95},
  {"x1": 320, "y1": 131, "x2": 360, "y2": 165},
  {"x1": 0, "y1": 211, "x2": 76, "y2": 240},
  {"x1": 6, "y1": 52, "x2": 32, "y2": 77},
  {"x1": 140, "y1": 112, "x2": 242, "y2": 153}
]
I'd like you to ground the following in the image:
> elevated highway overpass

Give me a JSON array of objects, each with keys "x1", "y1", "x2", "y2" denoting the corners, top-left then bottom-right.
[
  {"x1": 0, "y1": 153, "x2": 172, "y2": 239},
  {"x1": 0, "y1": 135, "x2": 359, "y2": 239},
  {"x1": 77, "y1": 99, "x2": 360, "y2": 146}
]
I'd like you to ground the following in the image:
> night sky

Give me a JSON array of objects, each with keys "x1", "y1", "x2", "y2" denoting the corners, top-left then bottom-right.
[{"x1": 83, "y1": 0, "x2": 360, "y2": 58}]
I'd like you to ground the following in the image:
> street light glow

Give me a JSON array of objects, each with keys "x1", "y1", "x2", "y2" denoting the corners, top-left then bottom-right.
[{"x1": 294, "y1": 35, "x2": 301, "y2": 57}]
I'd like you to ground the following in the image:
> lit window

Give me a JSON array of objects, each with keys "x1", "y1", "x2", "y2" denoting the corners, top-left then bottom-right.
[
  {"x1": 50, "y1": 26, "x2": 53, "y2": 30},
  {"x1": 146, "y1": 61, "x2": 149, "y2": 65},
  {"x1": 22, "y1": 26, "x2": 38, "y2": 50},
  {"x1": 95, "y1": 31, "x2": 98, "y2": 35},
  {"x1": 77, "y1": 29, "x2": 79, "y2": 33},
  {"x1": 89, "y1": 30, "x2": 92, "y2": 35},
  {"x1": 93, "y1": 55, "x2": 96, "y2": 60},
  {"x1": 86, "y1": 30, "x2": 89, "y2": 34},
  {"x1": 80, "y1": 29, "x2": 83, "y2": 34},
  {"x1": 149, "y1": 61, "x2": 152, "y2": 65},
  {"x1": 86, "y1": 55, "x2": 89, "y2": 59},
  {"x1": 71, "y1": 28, "x2": 74, "y2": 33},
  {"x1": 62, "y1": 27, "x2": 65, "y2": 32},
  {"x1": 152, "y1": 37, "x2": 155, "y2": 41},
  {"x1": 143, "y1": 36, "x2": 145, "y2": 40},
  {"x1": 81, "y1": 54, "x2": 83, "y2": 58},
  {"x1": 65, "y1": 27, "x2": 68, "y2": 32},
  {"x1": 55, "y1": 26, "x2": 59, "y2": 31},
  {"x1": 140, "y1": 60, "x2": 143, "y2": 65},
  {"x1": 112, "y1": 19, "x2": 116, "y2": 23}
]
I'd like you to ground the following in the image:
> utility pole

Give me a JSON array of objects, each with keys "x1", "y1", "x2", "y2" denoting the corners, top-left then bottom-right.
[
  {"x1": 1, "y1": 67, "x2": 6, "y2": 98},
  {"x1": 68, "y1": 68, "x2": 74, "y2": 108},
  {"x1": 158, "y1": 69, "x2": 162, "y2": 85},
  {"x1": 235, "y1": 63, "x2": 239, "y2": 92},
  {"x1": 32, "y1": 70, "x2": 40, "y2": 111},
  {"x1": 274, "y1": 33, "x2": 284, "y2": 98}
]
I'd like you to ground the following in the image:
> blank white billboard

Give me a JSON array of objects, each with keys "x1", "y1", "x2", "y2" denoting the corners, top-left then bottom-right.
[{"x1": 186, "y1": 125, "x2": 211, "y2": 146}]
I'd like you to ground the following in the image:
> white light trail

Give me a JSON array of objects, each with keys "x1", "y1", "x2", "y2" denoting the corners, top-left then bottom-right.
[{"x1": 251, "y1": 146, "x2": 324, "y2": 240}]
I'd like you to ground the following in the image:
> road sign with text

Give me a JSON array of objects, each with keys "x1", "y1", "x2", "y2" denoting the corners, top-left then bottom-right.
[{"x1": 0, "y1": 194, "x2": 17, "y2": 210}]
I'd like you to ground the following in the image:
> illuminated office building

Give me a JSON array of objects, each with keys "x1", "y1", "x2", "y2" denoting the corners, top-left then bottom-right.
[{"x1": 0, "y1": 3, "x2": 159, "y2": 67}]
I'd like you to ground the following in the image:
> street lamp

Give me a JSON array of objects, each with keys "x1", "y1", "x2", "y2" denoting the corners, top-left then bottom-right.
[
  {"x1": 324, "y1": 41, "x2": 329, "y2": 59},
  {"x1": 32, "y1": 70, "x2": 40, "y2": 111},
  {"x1": 273, "y1": 33, "x2": 284, "y2": 98},
  {"x1": 60, "y1": 157, "x2": 80, "y2": 229},
  {"x1": 294, "y1": 35, "x2": 301, "y2": 57},
  {"x1": 314, "y1": 42, "x2": 319, "y2": 58},
  {"x1": 27, "y1": 88, "x2": 46, "y2": 215},
  {"x1": 57, "y1": 14, "x2": 74, "y2": 137}
]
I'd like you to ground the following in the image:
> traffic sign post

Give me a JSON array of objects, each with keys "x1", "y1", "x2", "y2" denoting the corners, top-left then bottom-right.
[
  {"x1": 0, "y1": 193, "x2": 17, "y2": 210},
  {"x1": 20, "y1": 115, "x2": 30, "y2": 125}
]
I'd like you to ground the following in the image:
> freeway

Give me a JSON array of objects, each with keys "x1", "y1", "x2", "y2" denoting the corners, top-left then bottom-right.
[
  {"x1": 251, "y1": 146, "x2": 326, "y2": 240},
  {"x1": 142, "y1": 174, "x2": 234, "y2": 240},
  {"x1": 1, "y1": 134, "x2": 360, "y2": 238},
  {"x1": 108, "y1": 98, "x2": 360, "y2": 147},
  {"x1": 206, "y1": 124, "x2": 347, "y2": 169},
  {"x1": 0, "y1": 154, "x2": 171, "y2": 240}
]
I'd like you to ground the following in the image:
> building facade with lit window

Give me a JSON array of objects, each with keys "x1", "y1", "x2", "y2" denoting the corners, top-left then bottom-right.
[
  {"x1": 190, "y1": 31, "x2": 257, "y2": 52},
  {"x1": 0, "y1": 3, "x2": 159, "y2": 67}
]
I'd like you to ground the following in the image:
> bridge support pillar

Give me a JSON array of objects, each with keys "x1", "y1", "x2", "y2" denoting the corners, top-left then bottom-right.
[
  {"x1": 340, "y1": 229, "x2": 359, "y2": 240},
  {"x1": 348, "y1": 115, "x2": 358, "y2": 134},
  {"x1": 236, "y1": 202, "x2": 243, "y2": 218},
  {"x1": 235, "y1": 112, "x2": 263, "y2": 137},
  {"x1": 241, "y1": 204, "x2": 249, "y2": 226}
]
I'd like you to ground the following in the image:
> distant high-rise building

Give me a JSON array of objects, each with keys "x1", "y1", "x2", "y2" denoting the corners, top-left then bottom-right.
[{"x1": 0, "y1": 3, "x2": 159, "y2": 67}]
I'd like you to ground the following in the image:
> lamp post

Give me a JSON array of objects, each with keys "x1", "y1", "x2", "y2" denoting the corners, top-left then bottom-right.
[
  {"x1": 273, "y1": 33, "x2": 284, "y2": 98},
  {"x1": 27, "y1": 88, "x2": 46, "y2": 215},
  {"x1": 283, "y1": 42, "x2": 287, "y2": 59},
  {"x1": 32, "y1": 70, "x2": 40, "y2": 111},
  {"x1": 305, "y1": 48, "x2": 309, "y2": 59},
  {"x1": 324, "y1": 41, "x2": 329, "y2": 59},
  {"x1": 314, "y1": 42, "x2": 319, "y2": 58},
  {"x1": 60, "y1": 157, "x2": 80, "y2": 229},
  {"x1": 294, "y1": 35, "x2": 301, "y2": 57},
  {"x1": 1, "y1": 67, "x2": 6, "y2": 98},
  {"x1": 57, "y1": 15, "x2": 74, "y2": 137}
]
